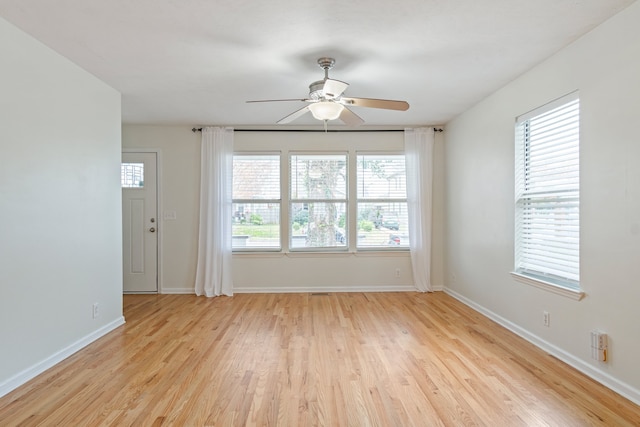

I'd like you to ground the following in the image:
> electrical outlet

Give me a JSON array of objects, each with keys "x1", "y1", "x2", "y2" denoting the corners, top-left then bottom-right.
[
  {"x1": 591, "y1": 331, "x2": 608, "y2": 361},
  {"x1": 543, "y1": 311, "x2": 550, "y2": 327},
  {"x1": 92, "y1": 303, "x2": 99, "y2": 319},
  {"x1": 395, "y1": 268, "x2": 401, "y2": 278}
]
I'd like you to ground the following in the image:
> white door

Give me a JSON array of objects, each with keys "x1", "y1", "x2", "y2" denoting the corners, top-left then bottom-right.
[{"x1": 122, "y1": 152, "x2": 158, "y2": 293}]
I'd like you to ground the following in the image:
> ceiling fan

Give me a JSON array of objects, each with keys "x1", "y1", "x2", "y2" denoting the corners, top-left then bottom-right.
[{"x1": 247, "y1": 57, "x2": 409, "y2": 126}]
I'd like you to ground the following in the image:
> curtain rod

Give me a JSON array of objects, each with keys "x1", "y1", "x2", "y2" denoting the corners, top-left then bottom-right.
[{"x1": 192, "y1": 127, "x2": 443, "y2": 133}]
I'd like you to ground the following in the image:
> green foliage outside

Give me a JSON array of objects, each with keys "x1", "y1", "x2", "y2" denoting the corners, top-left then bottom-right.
[
  {"x1": 292, "y1": 209, "x2": 309, "y2": 225},
  {"x1": 359, "y1": 220, "x2": 374, "y2": 232},
  {"x1": 233, "y1": 158, "x2": 399, "y2": 244},
  {"x1": 233, "y1": 224, "x2": 278, "y2": 238},
  {"x1": 249, "y1": 213, "x2": 263, "y2": 225}
]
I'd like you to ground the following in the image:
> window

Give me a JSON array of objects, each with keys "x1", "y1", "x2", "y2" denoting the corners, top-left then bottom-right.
[
  {"x1": 121, "y1": 163, "x2": 144, "y2": 188},
  {"x1": 290, "y1": 154, "x2": 347, "y2": 249},
  {"x1": 357, "y1": 154, "x2": 409, "y2": 248},
  {"x1": 514, "y1": 92, "x2": 579, "y2": 290},
  {"x1": 231, "y1": 149, "x2": 410, "y2": 252},
  {"x1": 232, "y1": 154, "x2": 280, "y2": 249}
]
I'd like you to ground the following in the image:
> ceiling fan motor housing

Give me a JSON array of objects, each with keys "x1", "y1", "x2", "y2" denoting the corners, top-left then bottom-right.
[
  {"x1": 309, "y1": 81, "x2": 326, "y2": 100},
  {"x1": 309, "y1": 57, "x2": 338, "y2": 100},
  {"x1": 317, "y1": 57, "x2": 335, "y2": 70}
]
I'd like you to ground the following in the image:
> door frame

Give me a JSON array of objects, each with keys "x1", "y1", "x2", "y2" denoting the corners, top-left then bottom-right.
[{"x1": 122, "y1": 148, "x2": 163, "y2": 293}]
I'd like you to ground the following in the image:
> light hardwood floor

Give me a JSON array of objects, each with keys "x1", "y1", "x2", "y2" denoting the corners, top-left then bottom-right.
[{"x1": 1, "y1": 292, "x2": 639, "y2": 426}]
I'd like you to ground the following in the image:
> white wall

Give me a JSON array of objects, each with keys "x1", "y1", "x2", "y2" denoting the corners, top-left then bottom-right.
[
  {"x1": 122, "y1": 126, "x2": 445, "y2": 293},
  {"x1": 122, "y1": 126, "x2": 202, "y2": 293},
  {"x1": 0, "y1": 18, "x2": 123, "y2": 396},
  {"x1": 444, "y1": 1, "x2": 640, "y2": 403}
]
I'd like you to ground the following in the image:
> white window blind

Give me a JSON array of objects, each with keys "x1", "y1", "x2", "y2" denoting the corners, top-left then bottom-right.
[
  {"x1": 232, "y1": 154, "x2": 281, "y2": 249},
  {"x1": 290, "y1": 154, "x2": 347, "y2": 249},
  {"x1": 357, "y1": 154, "x2": 409, "y2": 248},
  {"x1": 515, "y1": 92, "x2": 580, "y2": 288}
]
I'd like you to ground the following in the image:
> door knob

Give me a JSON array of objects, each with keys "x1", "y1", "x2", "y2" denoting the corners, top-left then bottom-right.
[{"x1": 149, "y1": 227, "x2": 156, "y2": 232}]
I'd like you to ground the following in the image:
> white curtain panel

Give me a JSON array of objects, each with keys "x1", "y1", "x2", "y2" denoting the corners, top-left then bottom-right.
[
  {"x1": 195, "y1": 127, "x2": 234, "y2": 297},
  {"x1": 404, "y1": 127, "x2": 435, "y2": 292}
]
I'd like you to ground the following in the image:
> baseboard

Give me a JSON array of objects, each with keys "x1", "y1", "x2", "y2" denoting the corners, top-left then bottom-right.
[
  {"x1": 233, "y1": 285, "x2": 419, "y2": 293},
  {"x1": 443, "y1": 287, "x2": 640, "y2": 406},
  {"x1": 0, "y1": 316, "x2": 125, "y2": 399},
  {"x1": 161, "y1": 287, "x2": 194, "y2": 294},
  {"x1": 162, "y1": 285, "x2": 421, "y2": 294}
]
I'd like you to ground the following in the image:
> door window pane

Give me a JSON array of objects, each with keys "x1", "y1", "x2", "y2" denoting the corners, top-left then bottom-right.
[{"x1": 121, "y1": 163, "x2": 144, "y2": 188}]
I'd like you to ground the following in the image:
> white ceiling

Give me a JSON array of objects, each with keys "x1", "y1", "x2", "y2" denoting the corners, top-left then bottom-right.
[{"x1": 0, "y1": 0, "x2": 635, "y2": 127}]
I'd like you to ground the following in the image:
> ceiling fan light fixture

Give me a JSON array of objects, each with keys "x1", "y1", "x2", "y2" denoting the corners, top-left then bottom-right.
[
  {"x1": 247, "y1": 58, "x2": 407, "y2": 126},
  {"x1": 308, "y1": 101, "x2": 344, "y2": 121}
]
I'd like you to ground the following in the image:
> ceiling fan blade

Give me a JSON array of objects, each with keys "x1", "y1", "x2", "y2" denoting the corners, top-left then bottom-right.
[
  {"x1": 340, "y1": 97, "x2": 409, "y2": 111},
  {"x1": 339, "y1": 107, "x2": 364, "y2": 126},
  {"x1": 277, "y1": 105, "x2": 310, "y2": 124},
  {"x1": 322, "y1": 79, "x2": 349, "y2": 99},
  {"x1": 246, "y1": 98, "x2": 311, "y2": 103}
]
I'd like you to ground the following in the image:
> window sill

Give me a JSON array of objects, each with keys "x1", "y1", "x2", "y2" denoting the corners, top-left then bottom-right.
[
  {"x1": 232, "y1": 250, "x2": 410, "y2": 258},
  {"x1": 354, "y1": 249, "x2": 409, "y2": 256},
  {"x1": 510, "y1": 272, "x2": 585, "y2": 301}
]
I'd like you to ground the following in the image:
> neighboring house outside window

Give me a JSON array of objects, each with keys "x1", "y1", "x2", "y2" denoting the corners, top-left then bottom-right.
[{"x1": 514, "y1": 92, "x2": 580, "y2": 292}]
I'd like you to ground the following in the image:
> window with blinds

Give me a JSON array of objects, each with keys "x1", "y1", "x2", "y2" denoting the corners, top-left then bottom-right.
[
  {"x1": 357, "y1": 154, "x2": 409, "y2": 248},
  {"x1": 231, "y1": 151, "x2": 410, "y2": 252},
  {"x1": 515, "y1": 92, "x2": 580, "y2": 289},
  {"x1": 232, "y1": 154, "x2": 281, "y2": 249},
  {"x1": 290, "y1": 154, "x2": 347, "y2": 249}
]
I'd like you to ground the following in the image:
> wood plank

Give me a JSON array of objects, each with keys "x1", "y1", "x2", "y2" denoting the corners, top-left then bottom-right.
[{"x1": 1, "y1": 292, "x2": 639, "y2": 426}]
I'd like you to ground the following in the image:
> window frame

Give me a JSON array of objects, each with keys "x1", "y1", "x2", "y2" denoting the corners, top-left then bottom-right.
[
  {"x1": 289, "y1": 152, "x2": 349, "y2": 252},
  {"x1": 356, "y1": 152, "x2": 410, "y2": 251},
  {"x1": 513, "y1": 91, "x2": 584, "y2": 300},
  {"x1": 231, "y1": 152, "x2": 282, "y2": 252},
  {"x1": 231, "y1": 146, "x2": 411, "y2": 254}
]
